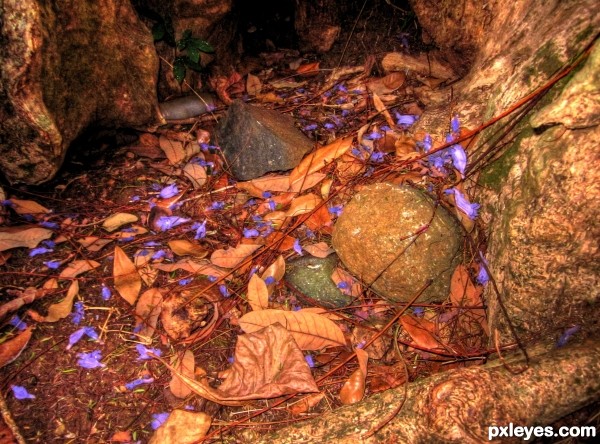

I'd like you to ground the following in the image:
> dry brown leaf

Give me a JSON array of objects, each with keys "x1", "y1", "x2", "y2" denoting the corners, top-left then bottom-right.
[
  {"x1": 59, "y1": 260, "x2": 100, "y2": 279},
  {"x1": 331, "y1": 267, "x2": 362, "y2": 298},
  {"x1": 153, "y1": 259, "x2": 229, "y2": 279},
  {"x1": 159, "y1": 135, "x2": 200, "y2": 165},
  {"x1": 288, "y1": 392, "x2": 325, "y2": 415},
  {"x1": 239, "y1": 309, "x2": 346, "y2": 350},
  {"x1": 169, "y1": 350, "x2": 196, "y2": 399},
  {"x1": 237, "y1": 174, "x2": 291, "y2": 197},
  {"x1": 339, "y1": 348, "x2": 368, "y2": 405},
  {"x1": 289, "y1": 172, "x2": 327, "y2": 194},
  {"x1": 9, "y1": 199, "x2": 51, "y2": 216},
  {"x1": 135, "y1": 288, "x2": 163, "y2": 342},
  {"x1": 290, "y1": 136, "x2": 353, "y2": 184},
  {"x1": 400, "y1": 315, "x2": 444, "y2": 351},
  {"x1": 102, "y1": 213, "x2": 138, "y2": 232},
  {"x1": 303, "y1": 205, "x2": 333, "y2": 231},
  {"x1": 113, "y1": 246, "x2": 142, "y2": 305},
  {"x1": 262, "y1": 211, "x2": 287, "y2": 229},
  {"x1": 247, "y1": 274, "x2": 269, "y2": 311},
  {"x1": 299, "y1": 307, "x2": 344, "y2": 321},
  {"x1": 335, "y1": 153, "x2": 365, "y2": 183},
  {"x1": 395, "y1": 134, "x2": 418, "y2": 157},
  {"x1": 0, "y1": 226, "x2": 53, "y2": 252},
  {"x1": 450, "y1": 264, "x2": 481, "y2": 306},
  {"x1": 284, "y1": 193, "x2": 321, "y2": 218},
  {"x1": 135, "y1": 251, "x2": 158, "y2": 287},
  {"x1": 168, "y1": 239, "x2": 208, "y2": 258},
  {"x1": 183, "y1": 162, "x2": 207, "y2": 189},
  {"x1": 110, "y1": 225, "x2": 148, "y2": 240},
  {"x1": 296, "y1": 61, "x2": 320, "y2": 76},
  {"x1": 0, "y1": 326, "x2": 33, "y2": 368},
  {"x1": 371, "y1": 92, "x2": 396, "y2": 128},
  {"x1": 148, "y1": 409, "x2": 212, "y2": 444},
  {"x1": 210, "y1": 243, "x2": 261, "y2": 268},
  {"x1": 246, "y1": 73, "x2": 262, "y2": 95},
  {"x1": 261, "y1": 255, "x2": 286, "y2": 283},
  {"x1": 110, "y1": 431, "x2": 133, "y2": 443},
  {"x1": 256, "y1": 91, "x2": 285, "y2": 104},
  {"x1": 303, "y1": 242, "x2": 334, "y2": 258},
  {"x1": 77, "y1": 236, "x2": 113, "y2": 252},
  {"x1": 264, "y1": 232, "x2": 296, "y2": 252},
  {"x1": 30, "y1": 280, "x2": 78, "y2": 323}
]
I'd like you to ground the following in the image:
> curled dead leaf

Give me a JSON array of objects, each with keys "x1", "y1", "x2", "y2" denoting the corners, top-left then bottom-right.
[
  {"x1": 113, "y1": 246, "x2": 142, "y2": 305},
  {"x1": 210, "y1": 243, "x2": 261, "y2": 268}
]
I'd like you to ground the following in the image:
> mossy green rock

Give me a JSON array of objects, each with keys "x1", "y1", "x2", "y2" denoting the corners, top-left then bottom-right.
[
  {"x1": 332, "y1": 183, "x2": 463, "y2": 303},
  {"x1": 285, "y1": 254, "x2": 353, "y2": 308}
]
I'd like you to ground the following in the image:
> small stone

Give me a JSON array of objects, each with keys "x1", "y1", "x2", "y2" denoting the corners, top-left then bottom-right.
[
  {"x1": 217, "y1": 100, "x2": 313, "y2": 180},
  {"x1": 332, "y1": 183, "x2": 463, "y2": 303},
  {"x1": 285, "y1": 255, "x2": 353, "y2": 308}
]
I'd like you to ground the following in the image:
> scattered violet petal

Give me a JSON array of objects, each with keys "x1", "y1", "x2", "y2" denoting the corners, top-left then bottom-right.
[
  {"x1": 395, "y1": 113, "x2": 418, "y2": 127},
  {"x1": 39, "y1": 221, "x2": 59, "y2": 229},
  {"x1": 291, "y1": 305, "x2": 301, "y2": 311},
  {"x1": 83, "y1": 326, "x2": 100, "y2": 342},
  {"x1": 356, "y1": 340, "x2": 366, "y2": 349},
  {"x1": 227, "y1": 356, "x2": 235, "y2": 364},
  {"x1": 194, "y1": 220, "x2": 207, "y2": 239},
  {"x1": 303, "y1": 123, "x2": 318, "y2": 131},
  {"x1": 219, "y1": 284, "x2": 230, "y2": 298},
  {"x1": 125, "y1": 377, "x2": 155, "y2": 391},
  {"x1": 337, "y1": 83, "x2": 348, "y2": 92},
  {"x1": 243, "y1": 228, "x2": 260, "y2": 238},
  {"x1": 159, "y1": 183, "x2": 179, "y2": 199},
  {"x1": 267, "y1": 199, "x2": 276, "y2": 211},
  {"x1": 29, "y1": 247, "x2": 53, "y2": 257},
  {"x1": 264, "y1": 276, "x2": 275, "y2": 285},
  {"x1": 337, "y1": 281, "x2": 349, "y2": 290},
  {"x1": 151, "y1": 412, "x2": 170, "y2": 430},
  {"x1": 144, "y1": 241, "x2": 161, "y2": 247},
  {"x1": 71, "y1": 301, "x2": 85, "y2": 325},
  {"x1": 477, "y1": 264, "x2": 490, "y2": 285},
  {"x1": 328, "y1": 205, "x2": 343, "y2": 217},
  {"x1": 119, "y1": 236, "x2": 135, "y2": 243},
  {"x1": 412, "y1": 307, "x2": 425, "y2": 317},
  {"x1": 369, "y1": 151, "x2": 385, "y2": 163},
  {"x1": 450, "y1": 144, "x2": 467, "y2": 176},
  {"x1": 178, "y1": 277, "x2": 192, "y2": 286},
  {"x1": 305, "y1": 354, "x2": 315, "y2": 368},
  {"x1": 77, "y1": 350, "x2": 105, "y2": 369},
  {"x1": 156, "y1": 216, "x2": 190, "y2": 232},
  {"x1": 445, "y1": 133, "x2": 455, "y2": 143},
  {"x1": 1, "y1": 199, "x2": 14, "y2": 207},
  {"x1": 67, "y1": 328, "x2": 86, "y2": 350},
  {"x1": 11, "y1": 385, "x2": 35, "y2": 400},
  {"x1": 293, "y1": 238, "x2": 303, "y2": 256},
  {"x1": 261, "y1": 191, "x2": 272, "y2": 199},
  {"x1": 131, "y1": 195, "x2": 141, "y2": 202},
  {"x1": 363, "y1": 131, "x2": 383, "y2": 140},
  {"x1": 556, "y1": 325, "x2": 580, "y2": 348},
  {"x1": 9, "y1": 315, "x2": 27, "y2": 331},
  {"x1": 447, "y1": 188, "x2": 480, "y2": 220},
  {"x1": 451, "y1": 115, "x2": 460, "y2": 134},
  {"x1": 381, "y1": 125, "x2": 392, "y2": 132},
  {"x1": 42, "y1": 240, "x2": 56, "y2": 248},
  {"x1": 323, "y1": 122, "x2": 336, "y2": 130},
  {"x1": 44, "y1": 261, "x2": 60, "y2": 270},
  {"x1": 209, "y1": 201, "x2": 225, "y2": 211},
  {"x1": 305, "y1": 228, "x2": 315, "y2": 239},
  {"x1": 136, "y1": 344, "x2": 161, "y2": 361},
  {"x1": 101, "y1": 285, "x2": 112, "y2": 301},
  {"x1": 150, "y1": 183, "x2": 162, "y2": 191},
  {"x1": 207, "y1": 275, "x2": 218, "y2": 283},
  {"x1": 151, "y1": 250, "x2": 166, "y2": 260}
]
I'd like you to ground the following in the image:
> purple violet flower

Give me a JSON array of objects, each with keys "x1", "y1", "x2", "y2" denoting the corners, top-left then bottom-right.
[
  {"x1": 395, "y1": 113, "x2": 418, "y2": 128},
  {"x1": 11, "y1": 385, "x2": 35, "y2": 400},
  {"x1": 219, "y1": 284, "x2": 230, "y2": 298},
  {"x1": 178, "y1": 277, "x2": 192, "y2": 286},
  {"x1": 151, "y1": 412, "x2": 170, "y2": 430},
  {"x1": 39, "y1": 221, "x2": 59, "y2": 229},
  {"x1": 209, "y1": 201, "x2": 225, "y2": 211},
  {"x1": 328, "y1": 206, "x2": 343, "y2": 217},
  {"x1": 136, "y1": 344, "x2": 162, "y2": 361},
  {"x1": 9, "y1": 315, "x2": 27, "y2": 331},
  {"x1": 451, "y1": 115, "x2": 460, "y2": 134},
  {"x1": 193, "y1": 220, "x2": 207, "y2": 239},
  {"x1": 243, "y1": 228, "x2": 260, "y2": 238},
  {"x1": 305, "y1": 355, "x2": 315, "y2": 368},
  {"x1": 125, "y1": 377, "x2": 155, "y2": 391},
  {"x1": 44, "y1": 260, "x2": 61, "y2": 269},
  {"x1": 446, "y1": 188, "x2": 480, "y2": 220},
  {"x1": 67, "y1": 326, "x2": 99, "y2": 350},
  {"x1": 159, "y1": 184, "x2": 179, "y2": 199},
  {"x1": 450, "y1": 144, "x2": 467, "y2": 176},
  {"x1": 101, "y1": 285, "x2": 112, "y2": 301},
  {"x1": 77, "y1": 350, "x2": 105, "y2": 369},
  {"x1": 29, "y1": 247, "x2": 53, "y2": 257},
  {"x1": 557, "y1": 325, "x2": 580, "y2": 348},
  {"x1": 264, "y1": 276, "x2": 276, "y2": 285},
  {"x1": 156, "y1": 216, "x2": 190, "y2": 232},
  {"x1": 71, "y1": 301, "x2": 85, "y2": 325},
  {"x1": 293, "y1": 238, "x2": 303, "y2": 256}
]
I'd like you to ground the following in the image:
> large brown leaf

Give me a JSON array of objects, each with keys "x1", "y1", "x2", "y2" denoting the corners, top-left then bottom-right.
[
  {"x1": 210, "y1": 243, "x2": 261, "y2": 268},
  {"x1": 400, "y1": 315, "x2": 445, "y2": 351},
  {"x1": 247, "y1": 274, "x2": 269, "y2": 311},
  {"x1": 290, "y1": 136, "x2": 353, "y2": 184},
  {"x1": 169, "y1": 350, "x2": 195, "y2": 399},
  {"x1": 0, "y1": 326, "x2": 33, "y2": 368},
  {"x1": 135, "y1": 288, "x2": 163, "y2": 342},
  {"x1": 0, "y1": 226, "x2": 52, "y2": 251},
  {"x1": 113, "y1": 246, "x2": 141, "y2": 305},
  {"x1": 239, "y1": 309, "x2": 346, "y2": 350},
  {"x1": 339, "y1": 348, "x2": 368, "y2": 405}
]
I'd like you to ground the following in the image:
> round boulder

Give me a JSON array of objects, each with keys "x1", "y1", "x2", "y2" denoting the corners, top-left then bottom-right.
[{"x1": 332, "y1": 183, "x2": 463, "y2": 303}]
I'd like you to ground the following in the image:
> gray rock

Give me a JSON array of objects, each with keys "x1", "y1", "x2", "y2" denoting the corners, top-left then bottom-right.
[
  {"x1": 285, "y1": 254, "x2": 353, "y2": 308},
  {"x1": 332, "y1": 183, "x2": 463, "y2": 303},
  {"x1": 216, "y1": 100, "x2": 313, "y2": 180}
]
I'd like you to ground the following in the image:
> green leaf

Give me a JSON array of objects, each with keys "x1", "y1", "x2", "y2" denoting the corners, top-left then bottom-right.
[
  {"x1": 187, "y1": 47, "x2": 201, "y2": 64},
  {"x1": 173, "y1": 58, "x2": 187, "y2": 84},
  {"x1": 184, "y1": 58, "x2": 204, "y2": 72},
  {"x1": 188, "y1": 38, "x2": 214, "y2": 53},
  {"x1": 152, "y1": 23, "x2": 165, "y2": 41}
]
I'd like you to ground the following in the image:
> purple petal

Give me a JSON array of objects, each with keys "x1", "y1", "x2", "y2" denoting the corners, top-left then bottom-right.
[
  {"x1": 29, "y1": 247, "x2": 53, "y2": 257},
  {"x1": 293, "y1": 239, "x2": 303, "y2": 256},
  {"x1": 156, "y1": 216, "x2": 190, "y2": 232},
  {"x1": 219, "y1": 284, "x2": 230, "y2": 297},
  {"x1": 449, "y1": 189, "x2": 480, "y2": 220},
  {"x1": 151, "y1": 412, "x2": 170, "y2": 430},
  {"x1": 243, "y1": 228, "x2": 260, "y2": 238},
  {"x1": 451, "y1": 115, "x2": 460, "y2": 134},
  {"x1": 11, "y1": 385, "x2": 35, "y2": 400},
  {"x1": 77, "y1": 350, "x2": 105, "y2": 369},
  {"x1": 136, "y1": 344, "x2": 162, "y2": 361},
  {"x1": 450, "y1": 145, "x2": 467, "y2": 176},
  {"x1": 194, "y1": 220, "x2": 207, "y2": 239},
  {"x1": 125, "y1": 377, "x2": 155, "y2": 390},
  {"x1": 44, "y1": 260, "x2": 61, "y2": 269},
  {"x1": 328, "y1": 206, "x2": 343, "y2": 217},
  {"x1": 8, "y1": 315, "x2": 27, "y2": 331},
  {"x1": 67, "y1": 327, "x2": 87, "y2": 350},
  {"x1": 101, "y1": 285, "x2": 112, "y2": 301},
  {"x1": 159, "y1": 183, "x2": 179, "y2": 199},
  {"x1": 304, "y1": 355, "x2": 315, "y2": 368}
]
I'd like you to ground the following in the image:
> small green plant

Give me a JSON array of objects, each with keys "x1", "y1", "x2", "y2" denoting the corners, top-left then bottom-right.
[{"x1": 153, "y1": 19, "x2": 215, "y2": 84}]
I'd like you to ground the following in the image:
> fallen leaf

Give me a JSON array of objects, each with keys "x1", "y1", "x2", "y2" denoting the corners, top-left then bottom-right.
[
  {"x1": 59, "y1": 260, "x2": 100, "y2": 279},
  {"x1": 169, "y1": 350, "x2": 196, "y2": 399},
  {"x1": 339, "y1": 348, "x2": 368, "y2": 404},
  {"x1": 0, "y1": 226, "x2": 53, "y2": 252},
  {"x1": 371, "y1": 92, "x2": 396, "y2": 128},
  {"x1": 261, "y1": 255, "x2": 286, "y2": 283},
  {"x1": 168, "y1": 239, "x2": 208, "y2": 258},
  {"x1": 284, "y1": 193, "x2": 321, "y2": 218},
  {"x1": 159, "y1": 135, "x2": 200, "y2": 165},
  {"x1": 247, "y1": 274, "x2": 269, "y2": 311},
  {"x1": 237, "y1": 174, "x2": 291, "y2": 197},
  {"x1": 148, "y1": 409, "x2": 212, "y2": 444},
  {"x1": 29, "y1": 280, "x2": 78, "y2": 323},
  {"x1": 153, "y1": 259, "x2": 229, "y2": 279},
  {"x1": 102, "y1": 213, "x2": 138, "y2": 232},
  {"x1": 135, "y1": 252, "x2": 158, "y2": 287},
  {"x1": 296, "y1": 61, "x2": 320, "y2": 76},
  {"x1": 110, "y1": 431, "x2": 133, "y2": 443},
  {"x1": 331, "y1": 267, "x2": 362, "y2": 298},
  {"x1": 289, "y1": 172, "x2": 326, "y2": 194},
  {"x1": 113, "y1": 246, "x2": 142, "y2": 305},
  {"x1": 288, "y1": 392, "x2": 325, "y2": 415},
  {"x1": 9, "y1": 199, "x2": 51, "y2": 216},
  {"x1": 400, "y1": 315, "x2": 444, "y2": 351},
  {"x1": 0, "y1": 326, "x2": 33, "y2": 368},
  {"x1": 77, "y1": 236, "x2": 113, "y2": 252},
  {"x1": 239, "y1": 309, "x2": 346, "y2": 350},
  {"x1": 246, "y1": 73, "x2": 262, "y2": 95},
  {"x1": 303, "y1": 205, "x2": 333, "y2": 231},
  {"x1": 449, "y1": 264, "x2": 481, "y2": 306},
  {"x1": 290, "y1": 136, "x2": 353, "y2": 184},
  {"x1": 183, "y1": 162, "x2": 207, "y2": 189},
  {"x1": 110, "y1": 225, "x2": 148, "y2": 240},
  {"x1": 210, "y1": 243, "x2": 261, "y2": 268},
  {"x1": 335, "y1": 152, "x2": 365, "y2": 183},
  {"x1": 303, "y1": 242, "x2": 334, "y2": 258},
  {"x1": 299, "y1": 307, "x2": 344, "y2": 321},
  {"x1": 135, "y1": 288, "x2": 163, "y2": 342}
]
